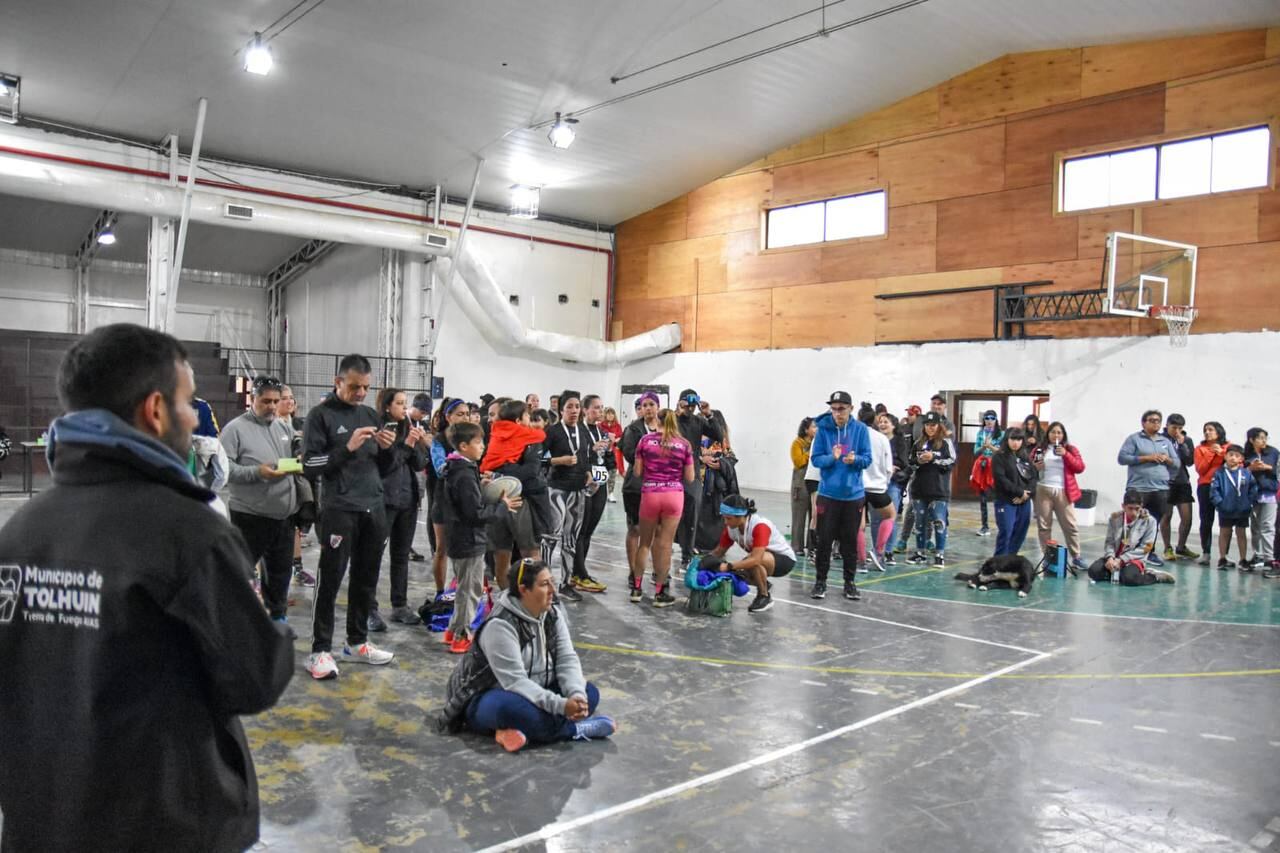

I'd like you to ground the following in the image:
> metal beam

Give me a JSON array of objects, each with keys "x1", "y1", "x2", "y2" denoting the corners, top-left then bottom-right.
[
  {"x1": 74, "y1": 209, "x2": 118, "y2": 269},
  {"x1": 428, "y1": 158, "x2": 483, "y2": 359},
  {"x1": 146, "y1": 217, "x2": 175, "y2": 330},
  {"x1": 167, "y1": 97, "x2": 208, "y2": 332},
  {"x1": 264, "y1": 238, "x2": 338, "y2": 290}
]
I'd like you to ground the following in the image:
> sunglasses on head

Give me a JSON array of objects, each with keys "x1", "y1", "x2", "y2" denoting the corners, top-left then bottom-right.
[{"x1": 252, "y1": 376, "x2": 282, "y2": 392}]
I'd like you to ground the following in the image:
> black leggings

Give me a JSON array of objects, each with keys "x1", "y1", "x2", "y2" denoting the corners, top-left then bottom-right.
[
  {"x1": 575, "y1": 485, "x2": 608, "y2": 579},
  {"x1": 815, "y1": 495, "x2": 865, "y2": 585},
  {"x1": 1197, "y1": 483, "x2": 1215, "y2": 554}
]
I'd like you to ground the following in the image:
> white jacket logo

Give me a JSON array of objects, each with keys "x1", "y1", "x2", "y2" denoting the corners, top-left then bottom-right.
[{"x1": 0, "y1": 565, "x2": 21, "y2": 623}]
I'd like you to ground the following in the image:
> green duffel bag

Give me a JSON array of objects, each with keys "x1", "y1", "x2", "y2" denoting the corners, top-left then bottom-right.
[{"x1": 685, "y1": 578, "x2": 733, "y2": 617}]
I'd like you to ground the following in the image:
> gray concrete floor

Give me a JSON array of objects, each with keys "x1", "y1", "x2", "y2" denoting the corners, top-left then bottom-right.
[{"x1": 1, "y1": 490, "x2": 1277, "y2": 852}]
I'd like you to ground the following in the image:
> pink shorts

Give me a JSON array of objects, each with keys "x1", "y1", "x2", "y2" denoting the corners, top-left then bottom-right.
[{"x1": 639, "y1": 490, "x2": 683, "y2": 522}]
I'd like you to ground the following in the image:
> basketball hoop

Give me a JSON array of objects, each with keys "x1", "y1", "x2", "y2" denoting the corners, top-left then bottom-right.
[{"x1": 1150, "y1": 305, "x2": 1197, "y2": 347}]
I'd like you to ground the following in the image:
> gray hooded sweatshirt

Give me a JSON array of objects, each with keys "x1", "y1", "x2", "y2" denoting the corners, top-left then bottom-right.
[
  {"x1": 220, "y1": 411, "x2": 299, "y2": 520},
  {"x1": 478, "y1": 591, "x2": 586, "y2": 716}
]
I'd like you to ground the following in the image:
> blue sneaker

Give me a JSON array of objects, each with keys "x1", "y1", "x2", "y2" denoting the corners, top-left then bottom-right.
[
  {"x1": 1146, "y1": 551, "x2": 1165, "y2": 567},
  {"x1": 572, "y1": 715, "x2": 617, "y2": 741}
]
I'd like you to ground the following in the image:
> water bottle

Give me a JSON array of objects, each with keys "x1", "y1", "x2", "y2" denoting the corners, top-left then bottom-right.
[{"x1": 1111, "y1": 562, "x2": 1121, "y2": 584}]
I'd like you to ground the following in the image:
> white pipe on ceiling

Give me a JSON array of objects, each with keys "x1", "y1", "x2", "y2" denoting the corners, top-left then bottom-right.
[{"x1": 0, "y1": 146, "x2": 680, "y2": 365}]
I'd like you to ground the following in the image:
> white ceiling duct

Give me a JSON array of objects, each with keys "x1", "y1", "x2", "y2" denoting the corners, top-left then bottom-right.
[{"x1": 0, "y1": 143, "x2": 680, "y2": 365}]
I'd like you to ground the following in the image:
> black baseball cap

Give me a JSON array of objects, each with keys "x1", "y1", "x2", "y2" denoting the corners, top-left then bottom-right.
[
  {"x1": 922, "y1": 411, "x2": 943, "y2": 425},
  {"x1": 678, "y1": 388, "x2": 699, "y2": 405},
  {"x1": 828, "y1": 391, "x2": 853, "y2": 406}
]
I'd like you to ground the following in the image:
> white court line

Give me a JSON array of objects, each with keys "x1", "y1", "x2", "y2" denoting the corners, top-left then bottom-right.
[
  {"x1": 1133, "y1": 725, "x2": 1168, "y2": 734},
  {"x1": 1008, "y1": 710, "x2": 1039, "y2": 718},
  {"x1": 1249, "y1": 831, "x2": 1274, "y2": 849},
  {"x1": 474, "y1": 650, "x2": 1052, "y2": 853},
  {"x1": 953, "y1": 702, "x2": 981, "y2": 710},
  {"x1": 1200, "y1": 733, "x2": 1236, "y2": 742},
  {"x1": 749, "y1": 670, "x2": 772, "y2": 677},
  {"x1": 700, "y1": 661, "x2": 724, "y2": 668},
  {"x1": 800, "y1": 680, "x2": 827, "y2": 687},
  {"x1": 867, "y1": 587, "x2": 1280, "y2": 629},
  {"x1": 614, "y1": 641, "x2": 636, "y2": 649},
  {"x1": 774, "y1": 597, "x2": 1047, "y2": 656},
  {"x1": 1070, "y1": 718, "x2": 1103, "y2": 726},
  {"x1": 1267, "y1": 817, "x2": 1280, "y2": 833},
  {"x1": 850, "y1": 688, "x2": 880, "y2": 696}
]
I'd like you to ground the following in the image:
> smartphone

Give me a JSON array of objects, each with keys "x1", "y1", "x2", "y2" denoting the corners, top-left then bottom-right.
[{"x1": 383, "y1": 422, "x2": 398, "y2": 432}]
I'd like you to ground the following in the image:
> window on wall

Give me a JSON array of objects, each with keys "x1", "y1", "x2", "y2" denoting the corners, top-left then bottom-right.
[
  {"x1": 1059, "y1": 125, "x2": 1272, "y2": 213},
  {"x1": 765, "y1": 189, "x2": 886, "y2": 249}
]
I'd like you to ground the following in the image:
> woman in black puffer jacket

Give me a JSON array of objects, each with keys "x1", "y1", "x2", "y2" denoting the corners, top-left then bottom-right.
[{"x1": 992, "y1": 427, "x2": 1038, "y2": 557}]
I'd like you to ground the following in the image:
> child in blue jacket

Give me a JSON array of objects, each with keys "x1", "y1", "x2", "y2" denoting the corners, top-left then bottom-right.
[{"x1": 1210, "y1": 444, "x2": 1257, "y2": 570}]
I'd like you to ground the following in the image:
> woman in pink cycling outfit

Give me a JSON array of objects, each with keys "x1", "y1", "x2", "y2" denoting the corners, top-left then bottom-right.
[{"x1": 630, "y1": 408, "x2": 695, "y2": 607}]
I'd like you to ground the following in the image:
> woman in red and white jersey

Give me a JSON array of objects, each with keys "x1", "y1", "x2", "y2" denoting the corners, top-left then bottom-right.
[{"x1": 704, "y1": 494, "x2": 796, "y2": 614}]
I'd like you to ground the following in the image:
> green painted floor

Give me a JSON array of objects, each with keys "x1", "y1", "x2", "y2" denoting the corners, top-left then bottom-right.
[{"x1": 774, "y1": 494, "x2": 1280, "y2": 627}]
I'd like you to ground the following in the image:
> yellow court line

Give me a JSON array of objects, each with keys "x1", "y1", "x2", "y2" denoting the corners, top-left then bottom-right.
[{"x1": 575, "y1": 642, "x2": 1280, "y2": 681}]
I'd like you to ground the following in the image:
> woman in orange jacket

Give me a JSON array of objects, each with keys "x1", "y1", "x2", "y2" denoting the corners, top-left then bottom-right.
[{"x1": 1194, "y1": 421, "x2": 1228, "y2": 565}]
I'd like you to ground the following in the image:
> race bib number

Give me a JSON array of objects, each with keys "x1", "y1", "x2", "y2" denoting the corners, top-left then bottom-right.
[{"x1": 591, "y1": 465, "x2": 609, "y2": 484}]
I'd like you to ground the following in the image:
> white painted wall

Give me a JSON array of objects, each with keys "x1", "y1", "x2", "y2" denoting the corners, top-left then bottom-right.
[
  {"x1": 0, "y1": 255, "x2": 267, "y2": 345},
  {"x1": 617, "y1": 332, "x2": 1280, "y2": 518}
]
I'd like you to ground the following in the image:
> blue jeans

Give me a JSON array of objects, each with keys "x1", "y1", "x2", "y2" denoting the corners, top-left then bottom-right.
[
  {"x1": 466, "y1": 681, "x2": 600, "y2": 745},
  {"x1": 914, "y1": 499, "x2": 948, "y2": 552},
  {"x1": 994, "y1": 499, "x2": 1031, "y2": 556}
]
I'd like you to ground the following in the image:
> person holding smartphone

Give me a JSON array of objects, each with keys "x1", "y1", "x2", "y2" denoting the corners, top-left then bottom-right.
[{"x1": 1033, "y1": 421, "x2": 1087, "y2": 571}]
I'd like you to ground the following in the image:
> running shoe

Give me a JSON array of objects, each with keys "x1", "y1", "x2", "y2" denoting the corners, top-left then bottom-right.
[
  {"x1": 1262, "y1": 565, "x2": 1280, "y2": 579},
  {"x1": 856, "y1": 562, "x2": 869, "y2": 574},
  {"x1": 572, "y1": 715, "x2": 617, "y2": 741},
  {"x1": 976, "y1": 527, "x2": 991, "y2": 537},
  {"x1": 306, "y1": 651, "x2": 338, "y2": 680},
  {"x1": 495, "y1": 729, "x2": 528, "y2": 752},
  {"x1": 573, "y1": 575, "x2": 608, "y2": 594},
  {"x1": 748, "y1": 593, "x2": 774, "y2": 613},
  {"x1": 448, "y1": 636, "x2": 473, "y2": 654},
  {"x1": 932, "y1": 552, "x2": 946, "y2": 569},
  {"x1": 1238, "y1": 561, "x2": 1256, "y2": 574},
  {"x1": 558, "y1": 583, "x2": 584, "y2": 602},
  {"x1": 1196, "y1": 554, "x2": 1211, "y2": 566},
  {"x1": 1071, "y1": 556, "x2": 1089, "y2": 573},
  {"x1": 1175, "y1": 546, "x2": 1199, "y2": 560},
  {"x1": 883, "y1": 551, "x2": 896, "y2": 566},
  {"x1": 893, "y1": 541, "x2": 908, "y2": 553},
  {"x1": 810, "y1": 581, "x2": 827, "y2": 599},
  {"x1": 1146, "y1": 551, "x2": 1165, "y2": 567},
  {"x1": 1217, "y1": 558, "x2": 1234, "y2": 570},
  {"x1": 1163, "y1": 546, "x2": 1177, "y2": 561},
  {"x1": 389, "y1": 606, "x2": 422, "y2": 626},
  {"x1": 867, "y1": 549, "x2": 885, "y2": 572},
  {"x1": 907, "y1": 551, "x2": 928, "y2": 565},
  {"x1": 367, "y1": 610, "x2": 388, "y2": 633},
  {"x1": 652, "y1": 584, "x2": 675, "y2": 608},
  {"x1": 408, "y1": 548, "x2": 426, "y2": 563},
  {"x1": 443, "y1": 629, "x2": 454, "y2": 644},
  {"x1": 342, "y1": 642, "x2": 394, "y2": 665},
  {"x1": 292, "y1": 561, "x2": 316, "y2": 587},
  {"x1": 629, "y1": 578, "x2": 643, "y2": 603},
  {"x1": 843, "y1": 580, "x2": 861, "y2": 601},
  {"x1": 272, "y1": 615, "x2": 296, "y2": 639}
]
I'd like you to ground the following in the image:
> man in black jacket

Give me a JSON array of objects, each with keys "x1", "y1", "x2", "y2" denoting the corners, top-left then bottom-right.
[
  {"x1": 675, "y1": 388, "x2": 723, "y2": 564},
  {"x1": 302, "y1": 353, "x2": 396, "y2": 680},
  {"x1": 0, "y1": 323, "x2": 293, "y2": 853}
]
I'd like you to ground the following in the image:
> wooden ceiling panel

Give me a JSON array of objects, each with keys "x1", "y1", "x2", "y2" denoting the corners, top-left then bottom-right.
[{"x1": 1080, "y1": 29, "x2": 1267, "y2": 99}]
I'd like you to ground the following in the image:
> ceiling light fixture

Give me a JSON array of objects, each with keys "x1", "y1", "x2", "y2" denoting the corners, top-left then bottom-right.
[
  {"x1": 0, "y1": 72, "x2": 19, "y2": 124},
  {"x1": 243, "y1": 33, "x2": 274, "y2": 75},
  {"x1": 547, "y1": 113, "x2": 578, "y2": 149},
  {"x1": 96, "y1": 229, "x2": 117, "y2": 246},
  {"x1": 510, "y1": 184, "x2": 541, "y2": 219}
]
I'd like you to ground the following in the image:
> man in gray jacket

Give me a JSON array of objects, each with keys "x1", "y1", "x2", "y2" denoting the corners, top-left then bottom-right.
[
  {"x1": 221, "y1": 376, "x2": 299, "y2": 632},
  {"x1": 1116, "y1": 409, "x2": 1181, "y2": 566}
]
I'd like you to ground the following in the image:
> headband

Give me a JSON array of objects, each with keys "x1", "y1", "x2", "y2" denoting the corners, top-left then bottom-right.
[
  {"x1": 719, "y1": 502, "x2": 750, "y2": 517},
  {"x1": 443, "y1": 399, "x2": 466, "y2": 416},
  {"x1": 636, "y1": 391, "x2": 660, "y2": 409}
]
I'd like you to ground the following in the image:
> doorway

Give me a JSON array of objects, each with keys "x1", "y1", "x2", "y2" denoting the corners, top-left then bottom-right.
[{"x1": 951, "y1": 391, "x2": 1050, "y2": 499}]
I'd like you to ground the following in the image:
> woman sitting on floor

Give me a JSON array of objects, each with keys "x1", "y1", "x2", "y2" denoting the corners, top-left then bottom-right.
[
  {"x1": 702, "y1": 494, "x2": 797, "y2": 614},
  {"x1": 437, "y1": 559, "x2": 616, "y2": 752}
]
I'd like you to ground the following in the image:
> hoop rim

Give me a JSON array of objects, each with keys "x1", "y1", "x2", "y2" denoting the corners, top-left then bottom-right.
[{"x1": 1148, "y1": 304, "x2": 1198, "y2": 320}]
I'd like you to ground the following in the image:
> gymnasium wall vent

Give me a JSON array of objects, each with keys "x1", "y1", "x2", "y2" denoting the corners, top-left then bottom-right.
[{"x1": 223, "y1": 203, "x2": 255, "y2": 220}]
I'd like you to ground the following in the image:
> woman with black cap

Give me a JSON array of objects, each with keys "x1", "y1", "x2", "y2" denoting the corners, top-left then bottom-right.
[{"x1": 973, "y1": 410, "x2": 1002, "y2": 537}]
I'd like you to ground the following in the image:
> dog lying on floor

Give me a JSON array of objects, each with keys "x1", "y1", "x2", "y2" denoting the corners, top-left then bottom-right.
[{"x1": 954, "y1": 554, "x2": 1036, "y2": 598}]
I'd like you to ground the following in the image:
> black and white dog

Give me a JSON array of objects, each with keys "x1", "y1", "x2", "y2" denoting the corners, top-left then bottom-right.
[{"x1": 954, "y1": 554, "x2": 1036, "y2": 598}]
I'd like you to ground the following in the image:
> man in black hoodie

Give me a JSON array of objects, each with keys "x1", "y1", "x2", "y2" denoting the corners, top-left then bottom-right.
[
  {"x1": 0, "y1": 323, "x2": 293, "y2": 853},
  {"x1": 302, "y1": 354, "x2": 396, "y2": 680},
  {"x1": 675, "y1": 388, "x2": 723, "y2": 564}
]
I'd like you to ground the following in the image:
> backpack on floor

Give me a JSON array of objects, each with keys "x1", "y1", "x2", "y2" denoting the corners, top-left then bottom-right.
[{"x1": 685, "y1": 579, "x2": 734, "y2": 617}]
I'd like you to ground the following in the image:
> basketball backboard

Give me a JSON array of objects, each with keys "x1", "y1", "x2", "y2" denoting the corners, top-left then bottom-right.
[{"x1": 1102, "y1": 232, "x2": 1197, "y2": 317}]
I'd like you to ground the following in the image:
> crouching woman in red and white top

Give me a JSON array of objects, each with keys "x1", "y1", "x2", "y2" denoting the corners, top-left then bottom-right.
[{"x1": 703, "y1": 494, "x2": 797, "y2": 614}]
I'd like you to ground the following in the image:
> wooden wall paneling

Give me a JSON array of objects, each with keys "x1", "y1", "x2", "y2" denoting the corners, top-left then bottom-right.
[
  {"x1": 875, "y1": 267, "x2": 1004, "y2": 296},
  {"x1": 1080, "y1": 30, "x2": 1267, "y2": 99},
  {"x1": 1003, "y1": 258, "x2": 1107, "y2": 293},
  {"x1": 823, "y1": 89, "x2": 939, "y2": 154},
  {"x1": 727, "y1": 245, "x2": 822, "y2": 292},
  {"x1": 1269, "y1": 27, "x2": 1280, "y2": 58},
  {"x1": 609, "y1": 320, "x2": 623, "y2": 340},
  {"x1": 875, "y1": 289, "x2": 993, "y2": 343},
  {"x1": 936, "y1": 184, "x2": 1078, "y2": 271},
  {"x1": 1077, "y1": 209, "x2": 1135, "y2": 258},
  {"x1": 770, "y1": 279, "x2": 876, "y2": 348},
  {"x1": 1003, "y1": 88, "x2": 1166, "y2": 189},
  {"x1": 771, "y1": 148, "x2": 879, "y2": 206},
  {"x1": 695, "y1": 289, "x2": 773, "y2": 351},
  {"x1": 686, "y1": 171, "x2": 773, "y2": 239},
  {"x1": 819, "y1": 203, "x2": 937, "y2": 282},
  {"x1": 697, "y1": 230, "x2": 756, "y2": 294},
  {"x1": 1259, "y1": 189, "x2": 1280, "y2": 243},
  {"x1": 1138, "y1": 194, "x2": 1260, "y2": 249},
  {"x1": 614, "y1": 245, "x2": 649, "y2": 301},
  {"x1": 1164, "y1": 61, "x2": 1280, "y2": 134},
  {"x1": 1190, "y1": 240, "x2": 1280, "y2": 333},
  {"x1": 939, "y1": 49, "x2": 1083, "y2": 127},
  {"x1": 764, "y1": 136, "x2": 826, "y2": 167},
  {"x1": 646, "y1": 235, "x2": 722, "y2": 299},
  {"x1": 616, "y1": 195, "x2": 687, "y2": 248},
  {"x1": 878, "y1": 123, "x2": 1006, "y2": 207},
  {"x1": 613, "y1": 295, "x2": 694, "y2": 341},
  {"x1": 724, "y1": 156, "x2": 769, "y2": 177}
]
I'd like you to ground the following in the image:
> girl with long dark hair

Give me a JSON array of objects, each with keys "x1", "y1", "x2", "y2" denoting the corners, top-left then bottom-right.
[
  {"x1": 993, "y1": 427, "x2": 1037, "y2": 557},
  {"x1": 1193, "y1": 421, "x2": 1228, "y2": 566},
  {"x1": 368, "y1": 388, "x2": 430, "y2": 631}
]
